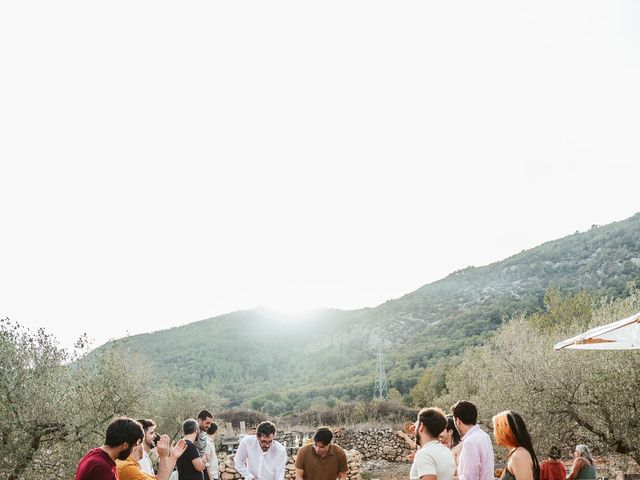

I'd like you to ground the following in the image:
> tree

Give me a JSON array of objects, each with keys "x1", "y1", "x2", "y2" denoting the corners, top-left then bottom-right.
[
  {"x1": 0, "y1": 318, "x2": 149, "y2": 480},
  {"x1": 147, "y1": 384, "x2": 224, "y2": 440},
  {"x1": 436, "y1": 290, "x2": 640, "y2": 471}
]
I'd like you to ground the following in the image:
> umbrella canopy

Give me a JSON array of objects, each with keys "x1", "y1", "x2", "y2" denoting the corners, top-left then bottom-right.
[{"x1": 554, "y1": 312, "x2": 640, "y2": 350}]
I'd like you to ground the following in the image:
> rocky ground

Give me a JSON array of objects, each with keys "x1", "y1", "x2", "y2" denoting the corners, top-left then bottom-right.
[{"x1": 361, "y1": 459, "x2": 411, "y2": 480}]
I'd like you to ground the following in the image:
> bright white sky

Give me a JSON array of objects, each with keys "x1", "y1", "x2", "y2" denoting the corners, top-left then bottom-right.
[{"x1": 1, "y1": 1, "x2": 639, "y2": 351}]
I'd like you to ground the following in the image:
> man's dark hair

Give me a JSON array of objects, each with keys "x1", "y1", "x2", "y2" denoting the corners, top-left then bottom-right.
[
  {"x1": 313, "y1": 427, "x2": 333, "y2": 445},
  {"x1": 207, "y1": 423, "x2": 218, "y2": 435},
  {"x1": 136, "y1": 419, "x2": 156, "y2": 432},
  {"x1": 418, "y1": 407, "x2": 447, "y2": 438},
  {"x1": 104, "y1": 418, "x2": 144, "y2": 447},
  {"x1": 256, "y1": 421, "x2": 276, "y2": 438},
  {"x1": 183, "y1": 419, "x2": 198, "y2": 435},
  {"x1": 197, "y1": 410, "x2": 213, "y2": 421},
  {"x1": 450, "y1": 400, "x2": 478, "y2": 425}
]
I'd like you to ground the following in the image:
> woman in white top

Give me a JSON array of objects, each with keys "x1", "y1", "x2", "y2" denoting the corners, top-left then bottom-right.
[{"x1": 410, "y1": 407, "x2": 456, "y2": 480}]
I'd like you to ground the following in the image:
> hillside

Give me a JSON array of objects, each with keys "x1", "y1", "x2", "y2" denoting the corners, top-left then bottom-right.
[{"x1": 104, "y1": 213, "x2": 640, "y2": 413}]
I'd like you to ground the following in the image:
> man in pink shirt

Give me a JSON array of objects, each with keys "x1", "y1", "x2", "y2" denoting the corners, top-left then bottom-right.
[{"x1": 450, "y1": 401, "x2": 494, "y2": 480}]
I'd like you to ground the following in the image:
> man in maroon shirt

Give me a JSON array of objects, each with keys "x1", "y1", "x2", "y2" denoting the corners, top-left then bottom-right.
[{"x1": 76, "y1": 418, "x2": 144, "y2": 480}]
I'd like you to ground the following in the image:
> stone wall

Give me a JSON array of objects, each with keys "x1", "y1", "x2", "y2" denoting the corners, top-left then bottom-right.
[
  {"x1": 274, "y1": 428, "x2": 413, "y2": 463},
  {"x1": 332, "y1": 427, "x2": 414, "y2": 462}
]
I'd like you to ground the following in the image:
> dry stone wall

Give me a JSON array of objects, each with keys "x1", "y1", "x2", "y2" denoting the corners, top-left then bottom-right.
[{"x1": 332, "y1": 427, "x2": 414, "y2": 462}]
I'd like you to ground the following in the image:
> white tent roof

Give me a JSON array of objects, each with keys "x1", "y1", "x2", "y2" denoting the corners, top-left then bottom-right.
[{"x1": 554, "y1": 312, "x2": 640, "y2": 350}]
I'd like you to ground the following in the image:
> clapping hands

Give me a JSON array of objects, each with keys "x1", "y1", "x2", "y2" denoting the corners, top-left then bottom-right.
[{"x1": 156, "y1": 435, "x2": 187, "y2": 459}]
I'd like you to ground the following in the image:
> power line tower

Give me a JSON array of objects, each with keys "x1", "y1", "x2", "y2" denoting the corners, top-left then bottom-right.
[{"x1": 373, "y1": 336, "x2": 389, "y2": 400}]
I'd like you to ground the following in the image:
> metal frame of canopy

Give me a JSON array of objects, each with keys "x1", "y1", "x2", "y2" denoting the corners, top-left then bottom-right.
[{"x1": 554, "y1": 312, "x2": 640, "y2": 350}]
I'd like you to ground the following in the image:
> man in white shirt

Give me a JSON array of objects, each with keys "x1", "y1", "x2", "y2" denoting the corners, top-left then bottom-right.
[
  {"x1": 410, "y1": 407, "x2": 455, "y2": 480},
  {"x1": 450, "y1": 401, "x2": 494, "y2": 480},
  {"x1": 234, "y1": 421, "x2": 287, "y2": 480},
  {"x1": 137, "y1": 419, "x2": 158, "y2": 475}
]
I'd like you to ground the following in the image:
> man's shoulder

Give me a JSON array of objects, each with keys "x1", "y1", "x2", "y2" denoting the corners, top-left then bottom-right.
[
  {"x1": 466, "y1": 425, "x2": 491, "y2": 443},
  {"x1": 79, "y1": 448, "x2": 114, "y2": 468},
  {"x1": 117, "y1": 459, "x2": 153, "y2": 480},
  {"x1": 272, "y1": 440, "x2": 287, "y2": 453},
  {"x1": 297, "y1": 444, "x2": 313, "y2": 458},
  {"x1": 420, "y1": 442, "x2": 453, "y2": 459},
  {"x1": 77, "y1": 449, "x2": 116, "y2": 479},
  {"x1": 239, "y1": 435, "x2": 256, "y2": 446}
]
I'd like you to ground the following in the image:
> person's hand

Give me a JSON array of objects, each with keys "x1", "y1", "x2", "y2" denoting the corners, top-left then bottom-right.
[
  {"x1": 157, "y1": 435, "x2": 171, "y2": 458},
  {"x1": 171, "y1": 439, "x2": 187, "y2": 459}
]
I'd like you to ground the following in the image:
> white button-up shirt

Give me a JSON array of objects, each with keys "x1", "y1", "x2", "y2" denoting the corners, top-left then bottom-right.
[{"x1": 234, "y1": 435, "x2": 287, "y2": 480}]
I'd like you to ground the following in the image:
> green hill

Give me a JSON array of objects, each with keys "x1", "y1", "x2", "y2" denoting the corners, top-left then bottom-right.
[{"x1": 103, "y1": 212, "x2": 640, "y2": 413}]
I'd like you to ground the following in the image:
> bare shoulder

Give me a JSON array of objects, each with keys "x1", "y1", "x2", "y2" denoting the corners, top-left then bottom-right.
[
  {"x1": 512, "y1": 448, "x2": 532, "y2": 459},
  {"x1": 510, "y1": 448, "x2": 533, "y2": 467}
]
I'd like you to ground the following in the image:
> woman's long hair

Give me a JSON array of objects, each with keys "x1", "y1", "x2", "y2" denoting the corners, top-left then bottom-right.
[{"x1": 493, "y1": 411, "x2": 540, "y2": 480}]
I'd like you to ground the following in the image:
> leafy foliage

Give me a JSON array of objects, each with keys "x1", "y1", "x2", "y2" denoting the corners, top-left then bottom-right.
[
  {"x1": 434, "y1": 290, "x2": 640, "y2": 470},
  {"x1": 0, "y1": 319, "x2": 148, "y2": 480}
]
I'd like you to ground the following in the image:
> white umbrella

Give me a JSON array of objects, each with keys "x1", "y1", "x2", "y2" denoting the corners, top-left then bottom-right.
[{"x1": 554, "y1": 312, "x2": 640, "y2": 350}]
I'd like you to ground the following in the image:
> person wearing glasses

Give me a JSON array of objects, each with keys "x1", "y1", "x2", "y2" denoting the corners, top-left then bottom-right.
[{"x1": 234, "y1": 421, "x2": 287, "y2": 480}]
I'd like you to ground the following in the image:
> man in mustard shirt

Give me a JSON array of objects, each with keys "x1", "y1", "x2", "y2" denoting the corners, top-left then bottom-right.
[{"x1": 117, "y1": 434, "x2": 187, "y2": 480}]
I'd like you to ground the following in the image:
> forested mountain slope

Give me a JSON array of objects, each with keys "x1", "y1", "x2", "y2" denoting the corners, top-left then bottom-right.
[{"x1": 102, "y1": 213, "x2": 640, "y2": 412}]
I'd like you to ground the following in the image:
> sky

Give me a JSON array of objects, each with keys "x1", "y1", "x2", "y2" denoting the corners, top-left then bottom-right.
[{"x1": 1, "y1": 1, "x2": 639, "y2": 351}]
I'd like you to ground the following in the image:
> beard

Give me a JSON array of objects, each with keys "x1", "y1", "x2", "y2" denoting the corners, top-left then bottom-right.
[
  {"x1": 118, "y1": 446, "x2": 134, "y2": 461},
  {"x1": 415, "y1": 433, "x2": 421, "y2": 447}
]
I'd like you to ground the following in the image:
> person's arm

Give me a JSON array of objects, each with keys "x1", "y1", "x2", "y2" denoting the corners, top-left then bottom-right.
[
  {"x1": 192, "y1": 456, "x2": 206, "y2": 472},
  {"x1": 397, "y1": 431, "x2": 418, "y2": 450},
  {"x1": 337, "y1": 448, "x2": 348, "y2": 480},
  {"x1": 234, "y1": 438, "x2": 254, "y2": 480},
  {"x1": 156, "y1": 437, "x2": 187, "y2": 480},
  {"x1": 294, "y1": 447, "x2": 306, "y2": 480},
  {"x1": 567, "y1": 458, "x2": 583, "y2": 480}
]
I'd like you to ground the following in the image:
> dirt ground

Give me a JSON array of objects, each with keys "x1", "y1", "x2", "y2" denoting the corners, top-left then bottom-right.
[{"x1": 361, "y1": 460, "x2": 411, "y2": 480}]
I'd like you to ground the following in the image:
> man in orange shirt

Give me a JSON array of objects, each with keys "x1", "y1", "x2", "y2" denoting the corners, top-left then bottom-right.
[{"x1": 117, "y1": 433, "x2": 187, "y2": 480}]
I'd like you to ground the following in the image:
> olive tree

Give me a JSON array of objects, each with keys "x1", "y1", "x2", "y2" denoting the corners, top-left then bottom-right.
[
  {"x1": 436, "y1": 290, "x2": 640, "y2": 471},
  {"x1": 0, "y1": 318, "x2": 149, "y2": 480}
]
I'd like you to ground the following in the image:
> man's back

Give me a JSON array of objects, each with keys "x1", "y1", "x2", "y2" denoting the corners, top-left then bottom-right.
[
  {"x1": 458, "y1": 425, "x2": 494, "y2": 480},
  {"x1": 76, "y1": 448, "x2": 118, "y2": 480}
]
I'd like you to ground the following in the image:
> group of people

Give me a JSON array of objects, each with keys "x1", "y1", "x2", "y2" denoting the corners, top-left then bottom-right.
[
  {"x1": 74, "y1": 401, "x2": 597, "y2": 480},
  {"x1": 408, "y1": 401, "x2": 597, "y2": 480},
  {"x1": 75, "y1": 410, "x2": 220, "y2": 480},
  {"x1": 74, "y1": 411, "x2": 349, "y2": 480}
]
